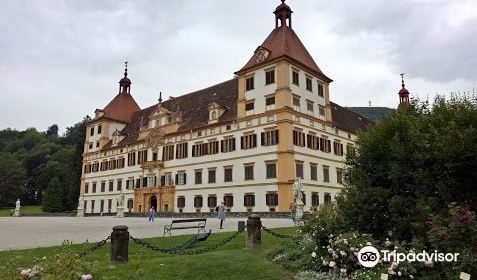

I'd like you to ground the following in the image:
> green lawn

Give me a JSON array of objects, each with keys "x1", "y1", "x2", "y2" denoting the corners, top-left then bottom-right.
[
  {"x1": 0, "y1": 205, "x2": 43, "y2": 217},
  {"x1": 0, "y1": 227, "x2": 295, "y2": 280}
]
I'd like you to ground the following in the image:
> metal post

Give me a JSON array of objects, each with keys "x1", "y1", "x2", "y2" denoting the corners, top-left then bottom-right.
[
  {"x1": 246, "y1": 214, "x2": 261, "y2": 249},
  {"x1": 111, "y1": 225, "x2": 129, "y2": 263}
]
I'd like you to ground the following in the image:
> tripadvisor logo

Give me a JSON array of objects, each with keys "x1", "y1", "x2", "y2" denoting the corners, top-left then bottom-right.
[{"x1": 358, "y1": 246, "x2": 459, "y2": 268}]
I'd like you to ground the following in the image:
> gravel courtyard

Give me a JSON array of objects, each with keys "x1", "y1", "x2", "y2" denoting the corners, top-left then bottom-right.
[{"x1": 0, "y1": 216, "x2": 294, "y2": 251}]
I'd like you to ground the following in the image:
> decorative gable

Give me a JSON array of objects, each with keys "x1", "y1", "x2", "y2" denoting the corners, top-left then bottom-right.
[{"x1": 207, "y1": 102, "x2": 225, "y2": 124}]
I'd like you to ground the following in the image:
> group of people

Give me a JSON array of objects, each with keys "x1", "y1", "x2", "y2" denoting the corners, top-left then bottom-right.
[{"x1": 147, "y1": 201, "x2": 226, "y2": 229}]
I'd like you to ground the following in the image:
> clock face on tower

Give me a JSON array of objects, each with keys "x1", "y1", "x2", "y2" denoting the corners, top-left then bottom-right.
[{"x1": 255, "y1": 47, "x2": 270, "y2": 63}]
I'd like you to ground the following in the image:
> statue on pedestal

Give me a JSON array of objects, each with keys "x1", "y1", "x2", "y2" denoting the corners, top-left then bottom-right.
[
  {"x1": 77, "y1": 195, "x2": 85, "y2": 217},
  {"x1": 292, "y1": 178, "x2": 304, "y2": 222},
  {"x1": 14, "y1": 199, "x2": 21, "y2": 217},
  {"x1": 116, "y1": 190, "x2": 125, "y2": 218}
]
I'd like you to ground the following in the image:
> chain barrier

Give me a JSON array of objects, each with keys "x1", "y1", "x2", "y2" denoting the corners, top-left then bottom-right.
[
  {"x1": 261, "y1": 226, "x2": 295, "y2": 239},
  {"x1": 78, "y1": 236, "x2": 111, "y2": 257},
  {"x1": 130, "y1": 230, "x2": 244, "y2": 255}
]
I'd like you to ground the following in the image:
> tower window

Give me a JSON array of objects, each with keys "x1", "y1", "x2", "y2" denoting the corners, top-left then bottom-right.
[
  {"x1": 97, "y1": 125, "x2": 102, "y2": 134},
  {"x1": 318, "y1": 84, "x2": 324, "y2": 97},
  {"x1": 292, "y1": 71, "x2": 299, "y2": 85},
  {"x1": 246, "y1": 76, "x2": 254, "y2": 91},
  {"x1": 306, "y1": 77, "x2": 312, "y2": 91},
  {"x1": 266, "y1": 96, "x2": 275, "y2": 110},
  {"x1": 265, "y1": 69, "x2": 275, "y2": 85}
]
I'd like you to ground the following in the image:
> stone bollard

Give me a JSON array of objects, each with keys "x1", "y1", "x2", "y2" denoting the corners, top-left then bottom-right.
[
  {"x1": 246, "y1": 214, "x2": 261, "y2": 249},
  {"x1": 111, "y1": 225, "x2": 129, "y2": 263}
]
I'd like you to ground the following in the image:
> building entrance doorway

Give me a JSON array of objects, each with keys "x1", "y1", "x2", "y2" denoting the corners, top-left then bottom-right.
[{"x1": 150, "y1": 195, "x2": 157, "y2": 211}]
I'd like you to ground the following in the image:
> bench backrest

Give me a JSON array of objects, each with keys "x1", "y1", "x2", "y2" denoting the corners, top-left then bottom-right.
[{"x1": 171, "y1": 218, "x2": 206, "y2": 224}]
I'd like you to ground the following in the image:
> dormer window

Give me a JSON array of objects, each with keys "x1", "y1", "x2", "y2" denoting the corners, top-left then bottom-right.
[
  {"x1": 211, "y1": 111, "x2": 217, "y2": 120},
  {"x1": 207, "y1": 102, "x2": 225, "y2": 124}
]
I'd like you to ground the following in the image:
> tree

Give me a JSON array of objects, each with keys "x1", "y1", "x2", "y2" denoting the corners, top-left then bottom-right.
[
  {"x1": 339, "y1": 95, "x2": 477, "y2": 241},
  {"x1": 0, "y1": 153, "x2": 26, "y2": 208},
  {"x1": 45, "y1": 124, "x2": 59, "y2": 137},
  {"x1": 42, "y1": 177, "x2": 64, "y2": 212}
]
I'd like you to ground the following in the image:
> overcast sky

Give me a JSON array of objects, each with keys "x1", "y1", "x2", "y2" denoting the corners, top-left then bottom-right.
[{"x1": 1, "y1": 0, "x2": 476, "y2": 132}]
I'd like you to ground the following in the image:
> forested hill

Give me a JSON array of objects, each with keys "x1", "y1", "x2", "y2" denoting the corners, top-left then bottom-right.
[
  {"x1": 347, "y1": 107, "x2": 394, "y2": 122},
  {"x1": 0, "y1": 119, "x2": 87, "y2": 211}
]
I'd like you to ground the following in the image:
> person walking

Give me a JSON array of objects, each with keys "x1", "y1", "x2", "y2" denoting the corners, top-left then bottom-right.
[
  {"x1": 290, "y1": 202, "x2": 297, "y2": 225},
  {"x1": 217, "y1": 201, "x2": 225, "y2": 229},
  {"x1": 99, "y1": 207, "x2": 104, "y2": 217},
  {"x1": 148, "y1": 206, "x2": 155, "y2": 223}
]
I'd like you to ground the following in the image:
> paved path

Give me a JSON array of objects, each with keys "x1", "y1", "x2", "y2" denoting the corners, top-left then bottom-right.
[{"x1": 0, "y1": 216, "x2": 294, "y2": 251}]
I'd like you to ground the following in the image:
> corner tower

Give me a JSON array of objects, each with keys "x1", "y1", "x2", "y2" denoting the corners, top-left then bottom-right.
[{"x1": 234, "y1": 0, "x2": 333, "y2": 211}]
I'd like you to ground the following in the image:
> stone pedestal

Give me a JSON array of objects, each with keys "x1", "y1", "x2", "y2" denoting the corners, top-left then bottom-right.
[
  {"x1": 246, "y1": 214, "x2": 261, "y2": 249},
  {"x1": 77, "y1": 205, "x2": 84, "y2": 217},
  {"x1": 116, "y1": 206, "x2": 125, "y2": 218},
  {"x1": 13, "y1": 209, "x2": 20, "y2": 217},
  {"x1": 111, "y1": 225, "x2": 129, "y2": 263},
  {"x1": 296, "y1": 201, "x2": 304, "y2": 222}
]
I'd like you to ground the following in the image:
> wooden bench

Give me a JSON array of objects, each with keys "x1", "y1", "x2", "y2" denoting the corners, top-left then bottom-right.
[{"x1": 163, "y1": 218, "x2": 207, "y2": 236}]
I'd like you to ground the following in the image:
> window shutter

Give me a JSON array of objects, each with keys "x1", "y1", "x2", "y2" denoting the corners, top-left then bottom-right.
[
  {"x1": 175, "y1": 174, "x2": 179, "y2": 184},
  {"x1": 232, "y1": 138, "x2": 236, "y2": 151},
  {"x1": 261, "y1": 132, "x2": 265, "y2": 146},
  {"x1": 266, "y1": 194, "x2": 270, "y2": 206},
  {"x1": 184, "y1": 173, "x2": 187, "y2": 184},
  {"x1": 142, "y1": 177, "x2": 147, "y2": 187},
  {"x1": 136, "y1": 179, "x2": 140, "y2": 187},
  {"x1": 253, "y1": 134, "x2": 257, "y2": 147},
  {"x1": 240, "y1": 137, "x2": 244, "y2": 149},
  {"x1": 160, "y1": 176, "x2": 165, "y2": 186},
  {"x1": 275, "y1": 130, "x2": 279, "y2": 144},
  {"x1": 220, "y1": 140, "x2": 224, "y2": 152},
  {"x1": 154, "y1": 176, "x2": 157, "y2": 186}
]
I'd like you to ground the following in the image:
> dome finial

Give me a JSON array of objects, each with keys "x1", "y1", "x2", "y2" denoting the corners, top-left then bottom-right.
[
  {"x1": 158, "y1": 91, "x2": 163, "y2": 103},
  {"x1": 400, "y1": 73, "x2": 405, "y2": 88},
  {"x1": 124, "y1": 61, "x2": 128, "y2": 77}
]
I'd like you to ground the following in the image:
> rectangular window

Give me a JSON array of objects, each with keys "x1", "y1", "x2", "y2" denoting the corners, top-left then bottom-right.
[
  {"x1": 162, "y1": 145, "x2": 174, "y2": 161},
  {"x1": 221, "y1": 137, "x2": 236, "y2": 153},
  {"x1": 127, "y1": 178, "x2": 134, "y2": 190},
  {"x1": 319, "y1": 105, "x2": 326, "y2": 117},
  {"x1": 88, "y1": 142, "x2": 93, "y2": 150},
  {"x1": 176, "y1": 142, "x2": 188, "y2": 159},
  {"x1": 307, "y1": 100, "x2": 314, "y2": 113},
  {"x1": 224, "y1": 194, "x2": 234, "y2": 208},
  {"x1": 266, "y1": 192, "x2": 278, "y2": 206},
  {"x1": 97, "y1": 125, "x2": 102, "y2": 134},
  {"x1": 194, "y1": 196, "x2": 203, "y2": 208},
  {"x1": 240, "y1": 134, "x2": 257, "y2": 150},
  {"x1": 334, "y1": 141, "x2": 344, "y2": 156},
  {"x1": 224, "y1": 167, "x2": 233, "y2": 182},
  {"x1": 306, "y1": 77, "x2": 312, "y2": 91},
  {"x1": 90, "y1": 127, "x2": 94, "y2": 136},
  {"x1": 164, "y1": 173, "x2": 171, "y2": 186},
  {"x1": 318, "y1": 83, "x2": 324, "y2": 97},
  {"x1": 293, "y1": 130, "x2": 306, "y2": 147},
  {"x1": 307, "y1": 134, "x2": 320, "y2": 150},
  {"x1": 293, "y1": 96, "x2": 300, "y2": 108},
  {"x1": 208, "y1": 169, "x2": 216, "y2": 184},
  {"x1": 265, "y1": 69, "x2": 275, "y2": 85},
  {"x1": 208, "y1": 141, "x2": 219, "y2": 155},
  {"x1": 292, "y1": 70, "x2": 299, "y2": 85},
  {"x1": 96, "y1": 142, "x2": 99, "y2": 148},
  {"x1": 261, "y1": 129, "x2": 279, "y2": 146},
  {"x1": 245, "y1": 101, "x2": 255, "y2": 115},
  {"x1": 302, "y1": 192, "x2": 306, "y2": 205},
  {"x1": 207, "y1": 196, "x2": 217, "y2": 208},
  {"x1": 128, "y1": 152, "x2": 136, "y2": 166},
  {"x1": 244, "y1": 165, "x2": 254, "y2": 180},
  {"x1": 108, "y1": 199, "x2": 112, "y2": 212},
  {"x1": 100, "y1": 200, "x2": 104, "y2": 212},
  {"x1": 336, "y1": 168, "x2": 343, "y2": 184},
  {"x1": 324, "y1": 193, "x2": 332, "y2": 204},
  {"x1": 137, "y1": 150, "x2": 148, "y2": 164},
  {"x1": 266, "y1": 162, "x2": 277, "y2": 179},
  {"x1": 244, "y1": 193, "x2": 255, "y2": 207},
  {"x1": 176, "y1": 172, "x2": 187, "y2": 185},
  {"x1": 265, "y1": 96, "x2": 276, "y2": 110},
  {"x1": 310, "y1": 164, "x2": 318, "y2": 181},
  {"x1": 109, "y1": 180, "x2": 114, "y2": 192},
  {"x1": 312, "y1": 192, "x2": 319, "y2": 206},
  {"x1": 85, "y1": 183, "x2": 89, "y2": 194},
  {"x1": 101, "y1": 181, "x2": 106, "y2": 192},
  {"x1": 195, "y1": 170, "x2": 202, "y2": 184},
  {"x1": 117, "y1": 179, "x2": 122, "y2": 191},
  {"x1": 320, "y1": 137, "x2": 331, "y2": 153},
  {"x1": 117, "y1": 158, "x2": 125, "y2": 169},
  {"x1": 127, "y1": 199, "x2": 133, "y2": 209},
  {"x1": 177, "y1": 196, "x2": 185, "y2": 208},
  {"x1": 92, "y1": 182, "x2": 97, "y2": 193},
  {"x1": 296, "y1": 162, "x2": 304, "y2": 179},
  {"x1": 192, "y1": 143, "x2": 204, "y2": 157},
  {"x1": 323, "y1": 166, "x2": 330, "y2": 182},
  {"x1": 245, "y1": 76, "x2": 254, "y2": 91},
  {"x1": 147, "y1": 176, "x2": 156, "y2": 187},
  {"x1": 90, "y1": 200, "x2": 95, "y2": 213}
]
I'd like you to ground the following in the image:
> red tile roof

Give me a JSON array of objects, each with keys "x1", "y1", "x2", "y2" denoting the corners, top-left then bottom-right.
[
  {"x1": 236, "y1": 25, "x2": 332, "y2": 82},
  {"x1": 100, "y1": 92, "x2": 140, "y2": 123}
]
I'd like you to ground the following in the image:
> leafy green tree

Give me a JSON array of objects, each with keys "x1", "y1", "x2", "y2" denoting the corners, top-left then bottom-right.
[
  {"x1": 0, "y1": 153, "x2": 26, "y2": 208},
  {"x1": 42, "y1": 176, "x2": 64, "y2": 212},
  {"x1": 339, "y1": 95, "x2": 477, "y2": 241},
  {"x1": 45, "y1": 124, "x2": 59, "y2": 137}
]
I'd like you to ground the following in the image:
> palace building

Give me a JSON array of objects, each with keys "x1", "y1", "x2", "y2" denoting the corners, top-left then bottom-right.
[{"x1": 79, "y1": 1, "x2": 373, "y2": 214}]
